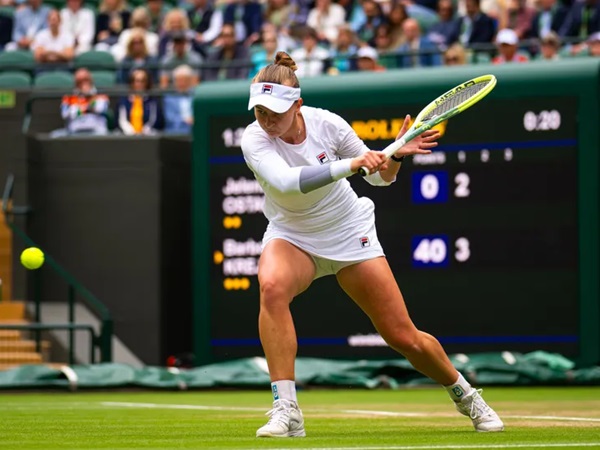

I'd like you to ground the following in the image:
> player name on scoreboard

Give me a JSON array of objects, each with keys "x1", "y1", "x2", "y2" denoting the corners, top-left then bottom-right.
[{"x1": 215, "y1": 177, "x2": 266, "y2": 290}]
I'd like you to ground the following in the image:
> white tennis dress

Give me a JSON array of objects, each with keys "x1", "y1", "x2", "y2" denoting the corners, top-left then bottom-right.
[{"x1": 241, "y1": 106, "x2": 394, "y2": 278}]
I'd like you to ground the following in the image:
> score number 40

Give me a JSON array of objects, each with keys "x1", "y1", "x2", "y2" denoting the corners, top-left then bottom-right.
[{"x1": 412, "y1": 236, "x2": 470, "y2": 266}]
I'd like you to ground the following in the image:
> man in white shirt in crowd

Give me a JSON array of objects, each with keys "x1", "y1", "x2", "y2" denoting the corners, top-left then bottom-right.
[
  {"x1": 60, "y1": 0, "x2": 95, "y2": 54},
  {"x1": 290, "y1": 26, "x2": 330, "y2": 78},
  {"x1": 32, "y1": 9, "x2": 75, "y2": 64}
]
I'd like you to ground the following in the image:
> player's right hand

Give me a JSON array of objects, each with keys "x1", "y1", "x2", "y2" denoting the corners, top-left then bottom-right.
[{"x1": 351, "y1": 151, "x2": 388, "y2": 175}]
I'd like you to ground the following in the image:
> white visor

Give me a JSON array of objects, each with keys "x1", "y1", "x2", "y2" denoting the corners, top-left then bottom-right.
[{"x1": 248, "y1": 83, "x2": 301, "y2": 114}]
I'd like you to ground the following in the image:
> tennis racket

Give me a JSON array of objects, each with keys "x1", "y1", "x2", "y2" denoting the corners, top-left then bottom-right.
[{"x1": 358, "y1": 74, "x2": 497, "y2": 177}]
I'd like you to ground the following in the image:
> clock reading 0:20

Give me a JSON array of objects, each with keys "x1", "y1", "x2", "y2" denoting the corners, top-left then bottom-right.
[{"x1": 523, "y1": 110, "x2": 561, "y2": 132}]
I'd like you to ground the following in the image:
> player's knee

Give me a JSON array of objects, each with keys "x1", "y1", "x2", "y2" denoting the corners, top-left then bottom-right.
[{"x1": 258, "y1": 276, "x2": 291, "y2": 310}]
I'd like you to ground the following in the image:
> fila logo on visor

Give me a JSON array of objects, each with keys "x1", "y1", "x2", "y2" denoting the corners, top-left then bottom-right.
[
  {"x1": 262, "y1": 84, "x2": 273, "y2": 94},
  {"x1": 360, "y1": 237, "x2": 370, "y2": 248},
  {"x1": 317, "y1": 152, "x2": 329, "y2": 164}
]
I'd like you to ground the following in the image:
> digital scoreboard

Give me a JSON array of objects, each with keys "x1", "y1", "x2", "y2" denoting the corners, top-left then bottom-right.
[{"x1": 193, "y1": 61, "x2": 600, "y2": 366}]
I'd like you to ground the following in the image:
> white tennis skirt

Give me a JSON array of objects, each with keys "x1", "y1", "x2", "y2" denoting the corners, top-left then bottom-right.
[{"x1": 262, "y1": 196, "x2": 386, "y2": 279}]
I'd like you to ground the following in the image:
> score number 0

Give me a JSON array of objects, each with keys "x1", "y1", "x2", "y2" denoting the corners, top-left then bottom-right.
[{"x1": 412, "y1": 171, "x2": 470, "y2": 203}]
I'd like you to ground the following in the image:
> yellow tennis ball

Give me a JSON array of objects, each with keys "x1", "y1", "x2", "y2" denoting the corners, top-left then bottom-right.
[{"x1": 20, "y1": 247, "x2": 45, "y2": 270}]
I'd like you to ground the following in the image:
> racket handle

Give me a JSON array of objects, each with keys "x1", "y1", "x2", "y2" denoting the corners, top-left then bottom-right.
[{"x1": 357, "y1": 137, "x2": 408, "y2": 177}]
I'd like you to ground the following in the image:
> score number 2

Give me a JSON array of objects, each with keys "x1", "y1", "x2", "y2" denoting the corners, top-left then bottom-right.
[
  {"x1": 412, "y1": 236, "x2": 470, "y2": 267},
  {"x1": 412, "y1": 171, "x2": 471, "y2": 203}
]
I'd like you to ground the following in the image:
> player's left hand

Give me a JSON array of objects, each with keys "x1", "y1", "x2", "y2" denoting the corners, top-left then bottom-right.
[{"x1": 392, "y1": 114, "x2": 440, "y2": 159}]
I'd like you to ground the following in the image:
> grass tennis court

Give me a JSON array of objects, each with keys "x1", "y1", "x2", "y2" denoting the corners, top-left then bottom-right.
[{"x1": 1, "y1": 387, "x2": 599, "y2": 449}]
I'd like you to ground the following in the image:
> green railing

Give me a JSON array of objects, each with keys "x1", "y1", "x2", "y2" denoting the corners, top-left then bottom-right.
[{"x1": 2, "y1": 173, "x2": 113, "y2": 364}]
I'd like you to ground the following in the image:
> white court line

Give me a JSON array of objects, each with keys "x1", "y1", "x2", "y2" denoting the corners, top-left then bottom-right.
[
  {"x1": 101, "y1": 401, "x2": 600, "y2": 423},
  {"x1": 101, "y1": 402, "x2": 426, "y2": 417},
  {"x1": 101, "y1": 401, "x2": 265, "y2": 412},
  {"x1": 245, "y1": 445, "x2": 600, "y2": 450},
  {"x1": 510, "y1": 415, "x2": 600, "y2": 423}
]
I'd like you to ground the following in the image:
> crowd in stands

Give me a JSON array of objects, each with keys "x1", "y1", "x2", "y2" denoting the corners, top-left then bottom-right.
[{"x1": 0, "y1": 0, "x2": 599, "y2": 135}]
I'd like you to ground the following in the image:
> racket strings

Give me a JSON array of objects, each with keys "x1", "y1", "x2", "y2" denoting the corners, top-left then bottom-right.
[{"x1": 423, "y1": 81, "x2": 490, "y2": 121}]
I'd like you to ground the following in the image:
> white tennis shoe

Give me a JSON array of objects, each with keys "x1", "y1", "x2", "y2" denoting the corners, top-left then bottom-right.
[
  {"x1": 256, "y1": 399, "x2": 306, "y2": 438},
  {"x1": 455, "y1": 388, "x2": 505, "y2": 432}
]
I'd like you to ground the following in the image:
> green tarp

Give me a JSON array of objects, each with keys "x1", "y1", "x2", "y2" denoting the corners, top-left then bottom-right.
[{"x1": 0, "y1": 352, "x2": 598, "y2": 390}]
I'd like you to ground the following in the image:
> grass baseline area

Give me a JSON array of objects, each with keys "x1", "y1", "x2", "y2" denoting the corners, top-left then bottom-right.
[{"x1": 1, "y1": 387, "x2": 599, "y2": 449}]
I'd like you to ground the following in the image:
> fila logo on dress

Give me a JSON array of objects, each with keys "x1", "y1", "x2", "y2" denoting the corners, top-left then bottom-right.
[
  {"x1": 316, "y1": 152, "x2": 329, "y2": 164},
  {"x1": 360, "y1": 237, "x2": 370, "y2": 248}
]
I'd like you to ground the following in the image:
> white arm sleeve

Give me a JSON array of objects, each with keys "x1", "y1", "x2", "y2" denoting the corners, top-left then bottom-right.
[
  {"x1": 242, "y1": 126, "x2": 354, "y2": 195},
  {"x1": 334, "y1": 112, "x2": 394, "y2": 187}
]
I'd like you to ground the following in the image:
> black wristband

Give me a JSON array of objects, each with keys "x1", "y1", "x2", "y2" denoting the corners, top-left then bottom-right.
[{"x1": 390, "y1": 154, "x2": 405, "y2": 162}]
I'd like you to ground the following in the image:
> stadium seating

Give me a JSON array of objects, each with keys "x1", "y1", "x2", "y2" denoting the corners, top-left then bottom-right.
[
  {"x1": 0, "y1": 71, "x2": 31, "y2": 88},
  {"x1": 34, "y1": 71, "x2": 74, "y2": 89},
  {"x1": 0, "y1": 50, "x2": 35, "y2": 73},
  {"x1": 90, "y1": 70, "x2": 117, "y2": 88},
  {"x1": 74, "y1": 50, "x2": 116, "y2": 71}
]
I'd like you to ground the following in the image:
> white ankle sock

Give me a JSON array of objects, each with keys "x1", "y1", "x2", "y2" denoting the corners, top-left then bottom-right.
[
  {"x1": 271, "y1": 380, "x2": 297, "y2": 403},
  {"x1": 445, "y1": 372, "x2": 473, "y2": 402}
]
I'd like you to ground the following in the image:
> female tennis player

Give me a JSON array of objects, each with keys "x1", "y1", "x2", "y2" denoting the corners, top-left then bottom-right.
[{"x1": 242, "y1": 52, "x2": 504, "y2": 438}]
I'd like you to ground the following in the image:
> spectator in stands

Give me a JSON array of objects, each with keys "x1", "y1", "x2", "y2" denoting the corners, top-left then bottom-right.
[
  {"x1": 374, "y1": 23, "x2": 400, "y2": 68},
  {"x1": 113, "y1": 7, "x2": 159, "y2": 61},
  {"x1": 202, "y1": 24, "x2": 251, "y2": 81},
  {"x1": 453, "y1": 0, "x2": 496, "y2": 47},
  {"x1": 443, "y1": 42, "x2": 468, "y2": 64},
  {"x1": 223, "y1": 0, "x2": 263, "y2": 46},
  {"x1": 158, "y1": 8, "x2": 194, "y2": 57},
  {"x1": 188, "y1": 0, "x2": 223, "y2": 52},
  {"x1": 306, "y1": 0, "x2": 347, "y2": 44},
  {"x1": 535, "y1": 30, "x2": 561, "y2": 59},
  {"x1": 355, "y1": 0, "x2": 387, "y2": 45},
  {"x1": 32, "y1": 9, "x2": 75, "y2": 65},
  {"x1": 400, "y1": 0, "x2": 439, "y2": 31},
  {"x1": 250, "y1": 28, "x2": 280, "y2": 78},
  {"x1": 387, "y1": 2, "x2": 408, "y2": 48},
  {"x1": 163, "y1": 64, "x2": 196, "y2": 134},
  {"x1": 145, "y1": 0, "x2": 170, "y2": 33},
  {"x1": 428, "y1": 0, "x2": 459, "y2": 47},
  {"x1": 329, "y1": 24, "x2": 359, "y2": 73},
  {"x1": 6, "y1": 0, "x2": 50, "y2": 51},
  {"x1": 527, "y1": 0, "x2": 568, "y2": 39},
  {"x1": 290, "y1": 26, "x2": 330, "y2": 77},
  {"x1": 118, "y1": 68, "x2": 164, "y2": 135},
  {"x1": 587, "y1": 31, "x2": 600, "y2": 55},
  {"x1": 499, "y1": 0, "x2": 536, "y2": 39},
  {"x1": 118, "y1": 28, "x2": 159, "y2": 84},
  {"x1": 355, "y1": 45, "x2": 386, "y2": 71},
  {"x1": 288, "y1": 0, "x2": 313, "y2": 27},
  {"x1": 60, "y1": 0, "x2": 95, "y2": 55},
  {"x1": 159, "y1": 31, "x2": 202, "y2": 87},
  {"x1": 397, "y1": 17, "x2": 443, "y2": 67},
  {"x1": 492, "y1": 28, "x2": 529, "y2": 63},
  {"x1": 456, "y1": 0, "x2": 501, "y2": 21},
  {"x1": 261, "y1": 22, "x2": 297, "y2": 53},
  {"x1": 57, "y1": 69, "x2": 110, "y2": 136},
  {"x1": 95, "y1": 0, "x2": 131, "y2": 50},
  {"x1": 265, "y1": 0, "x2": 293, "y2": 30},
  {"x1": 560, "y1": 0, "x2": 600, "y2": 41}
]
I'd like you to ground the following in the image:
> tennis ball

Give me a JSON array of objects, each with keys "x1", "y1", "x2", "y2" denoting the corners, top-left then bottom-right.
[{"x1": 20, "y1": 247, "x2": 45, "y2": 270}]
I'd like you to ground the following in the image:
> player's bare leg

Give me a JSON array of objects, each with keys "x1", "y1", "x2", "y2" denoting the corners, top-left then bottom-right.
[
  {"x1": 255, "y1": 239, "x2": 315, "y2": 437},
  {"x1": 336, "y1": 256, "x2": 504, "y2": 432}
]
